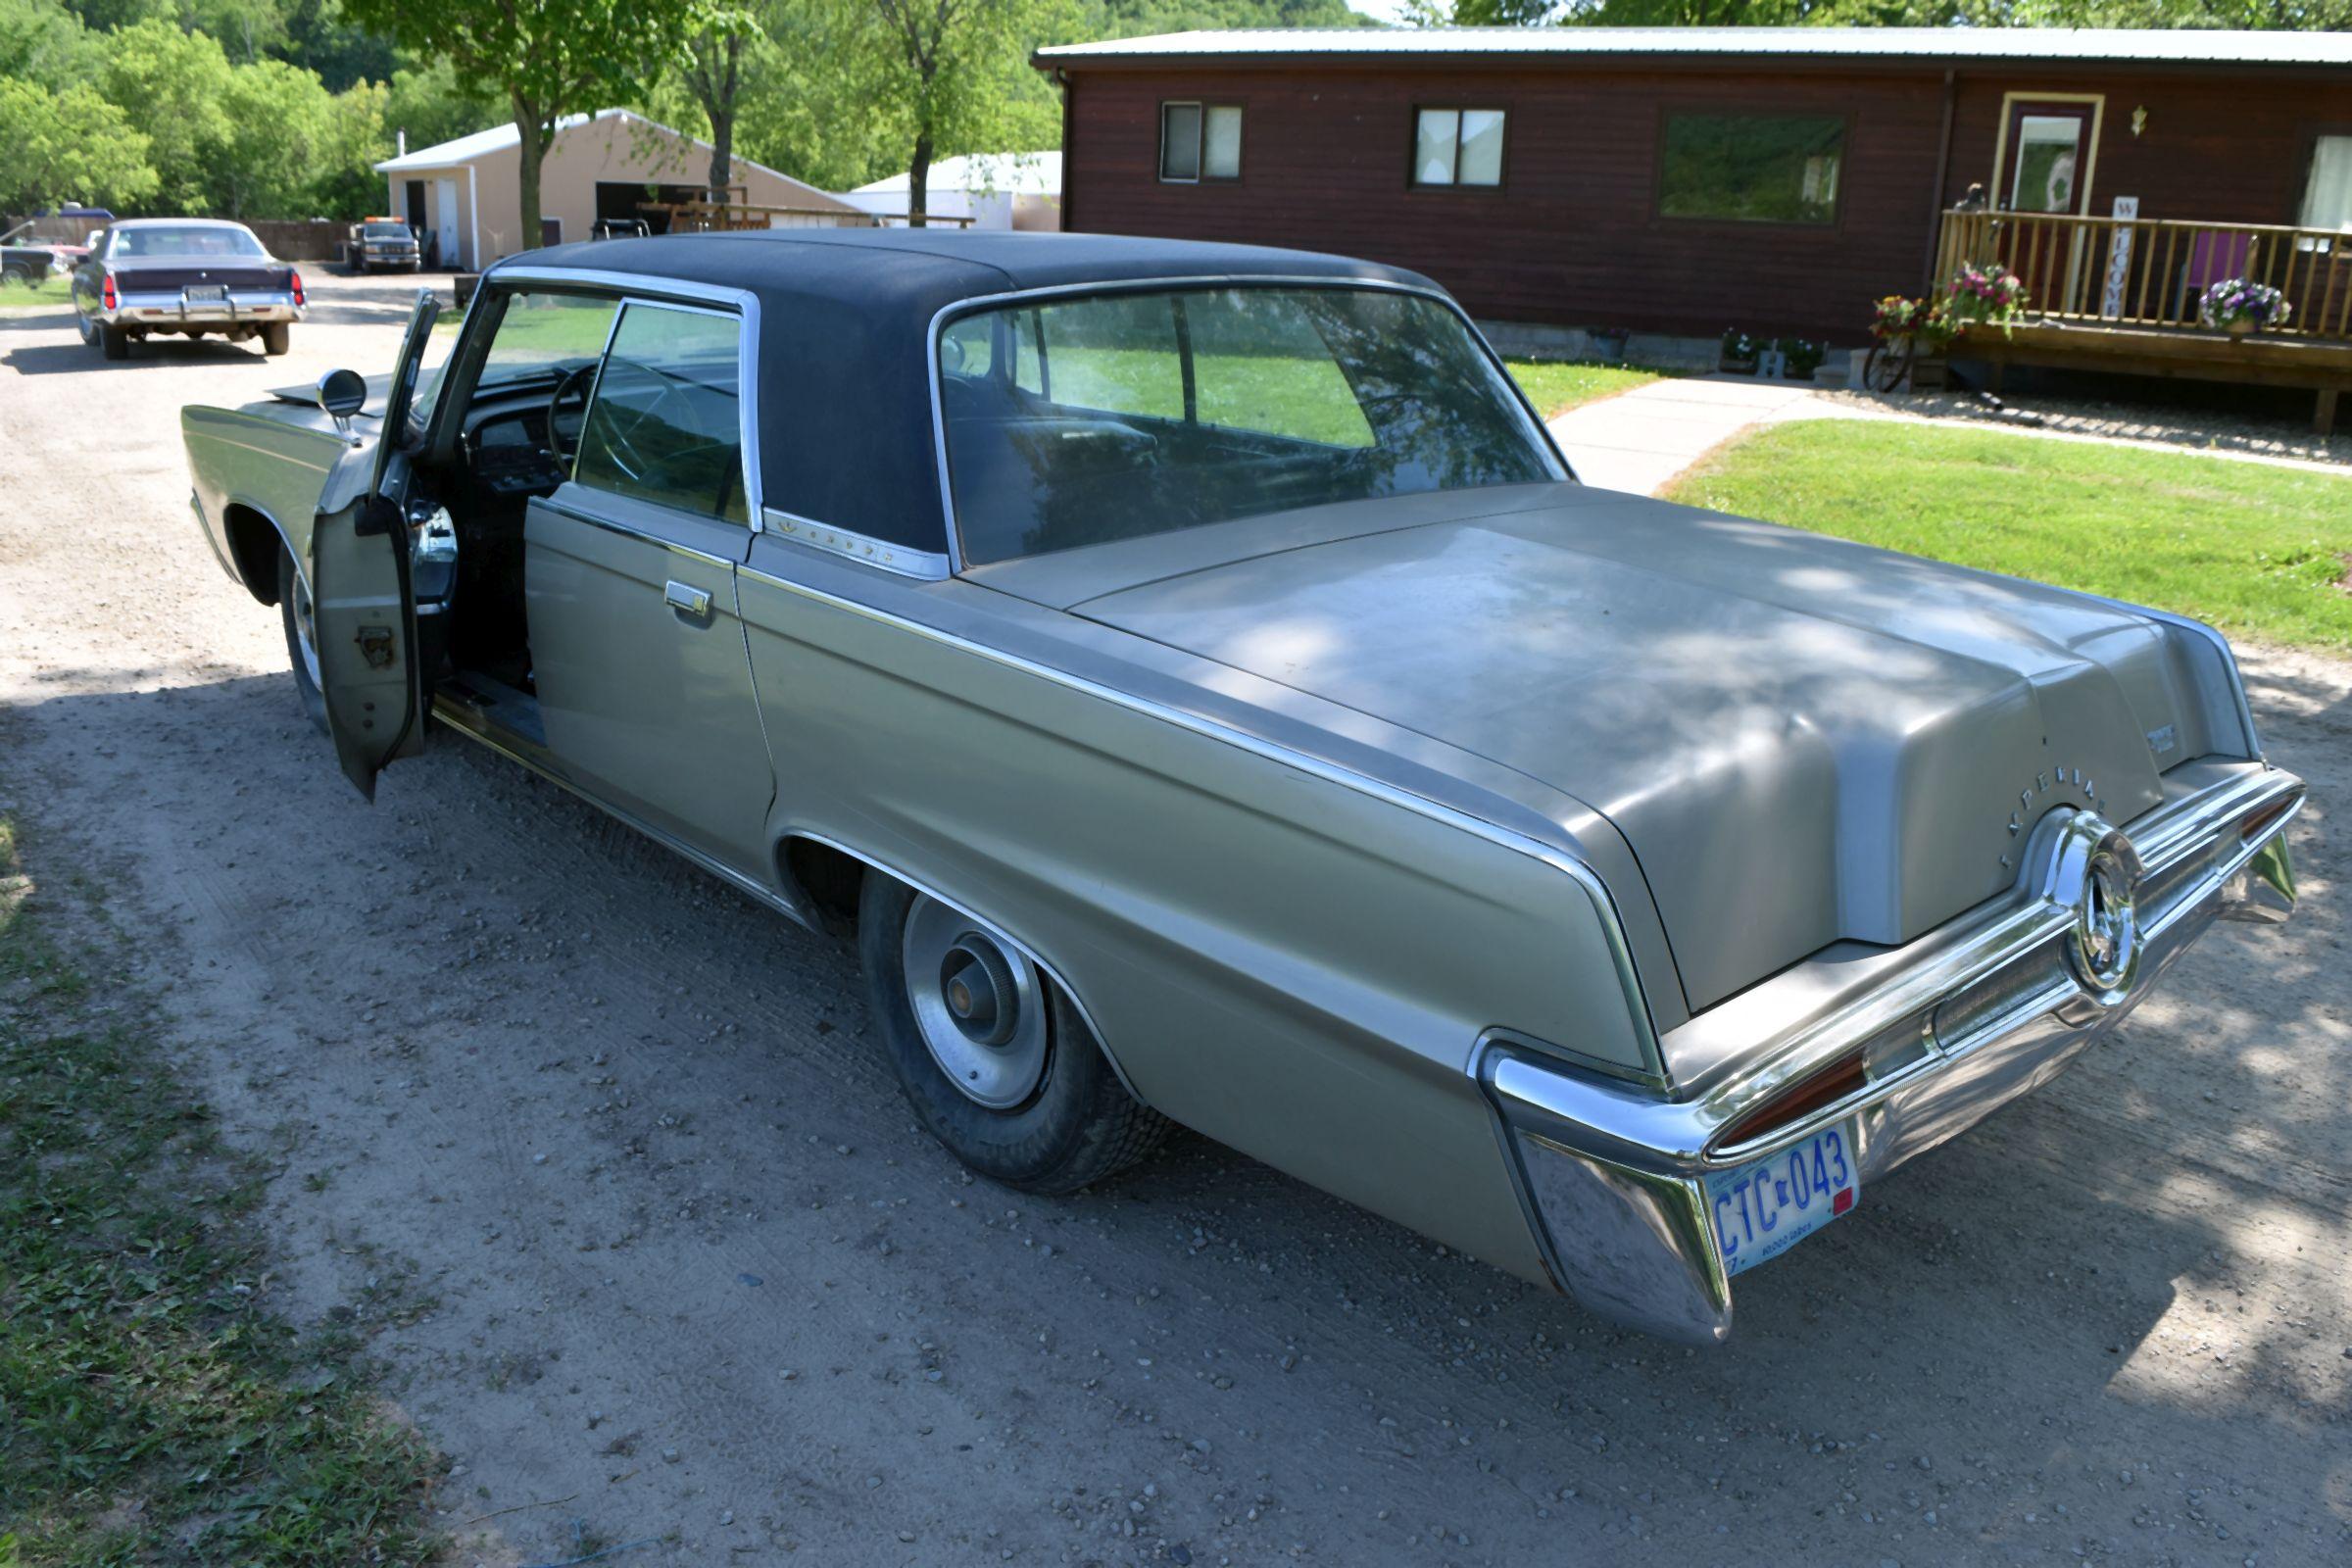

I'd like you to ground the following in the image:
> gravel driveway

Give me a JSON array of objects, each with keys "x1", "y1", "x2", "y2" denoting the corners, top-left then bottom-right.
[{"x1": 2, "y1": 271, "x2": 2347, "y2": 1567}]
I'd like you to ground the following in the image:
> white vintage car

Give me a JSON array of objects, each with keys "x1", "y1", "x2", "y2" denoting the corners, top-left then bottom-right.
[{"x1": 180, "y1": 230, "x2": 2302, "y2": 1343}]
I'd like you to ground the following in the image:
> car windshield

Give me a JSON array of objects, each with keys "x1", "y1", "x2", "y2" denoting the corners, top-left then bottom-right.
[
  {"x1": 363, "y1": 223, "x2": 410, "y2": 239},
  {"x1": 937, "y1": 285, "x2": 1562, "y2": 565},
  {"x1": 111, "y1": 225, "x2": 267, "y2": 259}
]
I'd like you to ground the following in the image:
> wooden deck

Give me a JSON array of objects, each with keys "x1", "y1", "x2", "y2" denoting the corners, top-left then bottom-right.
[{"x1": 1936, "y1": 209, "x2": 2352, "y2": 434}]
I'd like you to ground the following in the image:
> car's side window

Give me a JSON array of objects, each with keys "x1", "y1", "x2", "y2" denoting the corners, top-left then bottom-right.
[{"x1": 573, "y1": 302, "x2": 748, "y2": 525}]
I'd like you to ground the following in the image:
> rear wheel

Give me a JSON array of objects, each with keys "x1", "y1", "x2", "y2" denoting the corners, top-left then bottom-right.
[
  {"x1": 277, "y1": 545, "x2": 328, "y2": 734},
  {"x1": 260, "y1": 321, "x2": 291, "y2": 357},
  {"x1": 858, "y1": 870, "x2": 1169, "y2": 1194},
  {"x1": 100, "y1": 321, "x2": 129, "y2": 360}
]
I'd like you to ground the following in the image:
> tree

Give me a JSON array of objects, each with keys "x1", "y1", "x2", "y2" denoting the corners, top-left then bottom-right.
[
  {"x1": 97, "y1": 18, "x2": 234, "y2": 211},
  {"x1": 339, "y1": 0, "x2": 735, "y2": 251},
  {"x1": 0, "y1": 75, "x2": 159, "y2": 210},
  {"x1": 682, "y1": 21, "x2": 758, "y2": 202},
  {"x1": 827, "y1": 0, "x2": 1063, "y2": 225}
]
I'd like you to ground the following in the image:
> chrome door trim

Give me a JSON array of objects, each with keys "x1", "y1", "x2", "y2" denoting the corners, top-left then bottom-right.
[
  {"x1": 431, "y1": 691, "x2": 819, "y2": 930},
  {"x1": 923, "y1": 273, "x2": 1578, "y2": 573},
  {"x1": 760, "y1": 508, "x2": 953, "y2": 580},
  {"x1": 534, "y1": 492, "x2": 740, "y2": 569},
  {"x1": 477, "y1": 264, "x2": 765, "y2": 526},
  {"x1": 738, "y1": 557, "x2": 1667, "y2": 1084}
]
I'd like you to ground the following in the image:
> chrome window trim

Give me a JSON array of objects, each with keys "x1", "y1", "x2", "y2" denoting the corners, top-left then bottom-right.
[
  {"x1": 761, "y1": 508, "x2": 952, "y2": 580},
  {"x1": 738, "y1": 556, "x2": 1666, "y2": 1083},
  {"x1": 924, "y1": 274, "x2": 1578, "y2": 574},
  {"x1": 478, "y1": 265, "x2": 765, "y2": 526}
]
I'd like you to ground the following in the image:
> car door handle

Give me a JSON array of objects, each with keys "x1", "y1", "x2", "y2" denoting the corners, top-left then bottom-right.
[{"x1": 663, "y1": 579, "x2": 712, "y2": 618}]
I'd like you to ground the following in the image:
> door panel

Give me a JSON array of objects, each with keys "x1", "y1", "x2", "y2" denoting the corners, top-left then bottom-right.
[
  {"x1": 317, "y1": 289, "x2": 438, "y2": 801},
  {"x1": 524, "y1": 488, "x2": 776, "y2": 873},
  {"x1": 314, "y1": 487, "x2": 422, "y2": 800}
]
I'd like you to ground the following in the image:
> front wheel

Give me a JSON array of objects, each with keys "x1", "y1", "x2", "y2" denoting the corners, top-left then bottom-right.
[
  {"x1": 858, "y1": 871, "x2": 1169, "y2": 1194},
  {"x1": 260, "y1": 321, "x2": 290, "y2": 357},
  {"x1": 277, "y1": 545, "x2": 328, "y2": 734}
]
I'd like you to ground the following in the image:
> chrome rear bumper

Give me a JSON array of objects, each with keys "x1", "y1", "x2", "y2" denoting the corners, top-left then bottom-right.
[
  {"x1": 106, "y1": 290, "x2": 303, "y2": 327},
  {"x1": 1480, "y1": 763, "x2": 2304, "y2": 1345}
]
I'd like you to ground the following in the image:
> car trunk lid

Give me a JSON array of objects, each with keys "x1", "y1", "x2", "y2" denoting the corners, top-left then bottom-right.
[{"x1": 984, "y1": 486, "x2": 2202, "y2": 1013}]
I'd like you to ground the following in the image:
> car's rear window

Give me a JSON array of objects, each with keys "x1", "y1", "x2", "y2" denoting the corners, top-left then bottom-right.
[
  {"x1": 938, "y1": 286, "x2": 1561, "y2": 565},
  {"x1": 111, "y1": 225, "x2": 267, "y2": 259}
]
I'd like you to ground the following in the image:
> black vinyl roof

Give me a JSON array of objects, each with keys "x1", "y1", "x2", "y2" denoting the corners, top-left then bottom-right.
[{"x1": 492, "y1": 228, "x2": 1436, "y2": 554}]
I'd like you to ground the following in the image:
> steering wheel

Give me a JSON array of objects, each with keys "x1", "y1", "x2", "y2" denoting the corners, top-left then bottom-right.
[{"x1": 546, "y1": 363, "x2": 598, "y2": 466}]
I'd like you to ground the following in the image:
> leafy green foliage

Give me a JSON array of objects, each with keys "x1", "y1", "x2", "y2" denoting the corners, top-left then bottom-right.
[
  {"x1": 0, "y1": 814, "x2": 444, "y2": 1564},
  {"x1": 1668, "y1": 420, "x2": 2352, "y2": 653},
  {"x1": 337, "y1": 0, "x2": 741, "y2": 245},
  {"x1": 0, "y1": 76, "x2": 156, "y2": 210}
]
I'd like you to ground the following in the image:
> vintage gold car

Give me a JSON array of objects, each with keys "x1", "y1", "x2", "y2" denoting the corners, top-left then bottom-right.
[{"x1": 180, "y1": 231, "x2": 2302, "y2": 1344}]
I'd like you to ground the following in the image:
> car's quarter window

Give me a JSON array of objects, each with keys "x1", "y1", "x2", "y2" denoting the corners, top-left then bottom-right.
[
  {"x1": 475, "y1": 289, "x2": 619, "y2": 391},
  {"x1": 573, "y1": 302, "x2": 748, "y2": 524},
  {"x1": 939, "y1": 285, "x2": 1560, "y2": 565}
]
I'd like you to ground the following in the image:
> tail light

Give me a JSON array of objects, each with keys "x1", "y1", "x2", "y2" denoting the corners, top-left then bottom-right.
[
  {"x1": 1716, "y1": 1049, "x2": 1868, "y2": 1149},
  {"x1": 101, "y1": 273, "x2": 117, "y2": 310},
  {"x1": 289, "y1": 270, "x2": 305, "y2": 307},
  {"x1": 2240, "y1": 799, "x2": 2291, "y2": 842}
]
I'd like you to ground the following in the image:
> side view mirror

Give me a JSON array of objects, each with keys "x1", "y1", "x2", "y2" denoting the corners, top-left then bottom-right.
[{"x1": 316, "y1": 368, "x2": 368, "y2": 443}]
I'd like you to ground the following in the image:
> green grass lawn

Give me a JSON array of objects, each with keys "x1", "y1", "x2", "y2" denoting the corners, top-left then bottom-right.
[
  {"x1": 0, "y1": 814, "x2": 443, "y2": 1565},
  {"x1": 0, "y1": 273, "x2": 74, "y2": 312},
  {"x1": 1666, "y1": 419, "x2": 2352, "y2": 654},
  {"x1": 1504, "y1": 359, "x2": 1670, "y2": 419}
]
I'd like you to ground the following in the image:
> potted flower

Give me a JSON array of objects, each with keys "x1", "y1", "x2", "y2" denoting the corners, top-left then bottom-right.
[
  {"x1": 1865, "y1": 295, "x2": 1956, "y2": 391},
  {"x1": 1940, "y1": 261, "x2": 2031, "y2": 337},
  {"x1": 1774, "y1": 336, "x2": 1826, "y2": 381},
  {"x1": 1720, "y1": 328, "x2": 1759, "y2": 375},
  {"x1": 2199, "y1": 278, "x2": 2292, "y2": 337}
]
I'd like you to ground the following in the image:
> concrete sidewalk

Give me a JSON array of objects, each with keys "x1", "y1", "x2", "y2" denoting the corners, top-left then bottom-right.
[{"x1": 1546, "y1": 376, "x2": 1820, "y2": 496}]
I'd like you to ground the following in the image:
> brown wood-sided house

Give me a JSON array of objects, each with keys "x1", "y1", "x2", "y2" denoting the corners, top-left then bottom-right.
[{"x1": 1035, "y1": 27, "x2": 2352, "y2": 427}]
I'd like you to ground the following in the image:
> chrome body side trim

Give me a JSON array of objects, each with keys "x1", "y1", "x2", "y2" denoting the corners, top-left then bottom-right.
[
  {"x1": 738, "y1": 556, "x2": 1668, "y2": 1084},
  {"x1": 922, "y1": 273, "x2": 1577, "y2": 573},
  {"x1": 1477, "y1": 763, "x2": 2305, "y2": 1345},
  {"x1": 761, "y1": 509, "x2": 954, "y2": 580}
]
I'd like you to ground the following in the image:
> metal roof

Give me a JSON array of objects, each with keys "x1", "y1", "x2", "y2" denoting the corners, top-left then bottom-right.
[{"x1": 1037, "y1": 26, "x2": 2352, "y2": 69}]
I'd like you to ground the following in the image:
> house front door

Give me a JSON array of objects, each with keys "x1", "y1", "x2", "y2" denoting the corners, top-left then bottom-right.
[
  {"x1": 435, "y1": 178, "x2": 460, "y2": 269},
  {"x1": 2000, "y1": 100, "x2": 2097, "y2": 217}
]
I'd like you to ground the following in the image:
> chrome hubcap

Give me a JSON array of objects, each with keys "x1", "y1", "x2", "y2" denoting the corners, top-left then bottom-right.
[
  {"x1": 903, "y1": 895, "x2": 1048, "y2": 1109},
  {"x1": 290, "y1": 570, "x2": 321, "y2": 688}
]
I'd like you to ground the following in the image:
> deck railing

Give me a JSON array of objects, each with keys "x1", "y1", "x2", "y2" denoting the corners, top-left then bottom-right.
[{"x1": 1935, "y1": 208, "x2": 2352, "y2": 343}]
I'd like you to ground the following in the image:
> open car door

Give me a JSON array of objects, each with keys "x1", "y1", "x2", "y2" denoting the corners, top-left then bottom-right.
[{"x1": 313, "y1": 288, "x2": 439, "y2": 800}]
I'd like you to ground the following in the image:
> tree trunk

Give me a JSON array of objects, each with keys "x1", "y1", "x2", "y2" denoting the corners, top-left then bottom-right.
[
  {"x1": 514, "y1": 103, "x2": 548, "y2": 253},
  {"x1": 907, "y1": 130, "x2": 933, "y2": 229},
  {"x1": 708, "y1": 110, "x2": 734, "y2": 205}
]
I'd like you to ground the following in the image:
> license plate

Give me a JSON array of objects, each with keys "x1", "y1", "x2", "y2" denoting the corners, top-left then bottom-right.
[
  {"x1": 1706, "y1": 1121, "x2": 1858, "y2": 1276},
  {"x1": 182, "y1": 284, "x2": 226, "y2": 303}
]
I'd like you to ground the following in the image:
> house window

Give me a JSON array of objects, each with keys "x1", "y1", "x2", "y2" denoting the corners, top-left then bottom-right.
[
  {"x1": 1413, "y1": 109, "x2": 1505, "y2": 188},
  {"x1": 2303, "y1": 135, "x2": 2352, "y2": 233},
  {"x1": 1659, "y1": 113, "x2": 1845, "y2": 225},
  {"x1": 1161, "y1": 102, "x2": 1242, "y2": 182}
]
